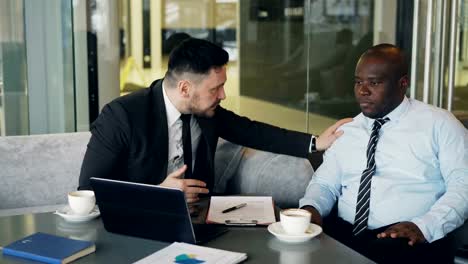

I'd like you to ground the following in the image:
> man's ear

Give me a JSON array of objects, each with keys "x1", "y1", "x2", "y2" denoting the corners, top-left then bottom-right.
[
  {"x1": 177, "y1": 80, "x2": 191, "y2": 98},
  {"x1": 399, "y1": 75, "x2": 409, "y2": 91}
]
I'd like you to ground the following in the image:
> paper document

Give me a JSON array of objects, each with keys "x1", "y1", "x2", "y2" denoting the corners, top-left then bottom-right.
[
  {"x1": 133, "y1": 242, "x2": 247, "y2": 264},
  {"x1": 206, "y1": 196, "x2": 276, "y2": 225}
]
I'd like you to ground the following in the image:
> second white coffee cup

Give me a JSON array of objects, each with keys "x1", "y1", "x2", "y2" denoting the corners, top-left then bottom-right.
[
  {"x1": 68, "y1": 190, "x2": 96, "y2": 215},
  {"x1": 280, "y1": 208, "x2": 311, "y2": 235}
]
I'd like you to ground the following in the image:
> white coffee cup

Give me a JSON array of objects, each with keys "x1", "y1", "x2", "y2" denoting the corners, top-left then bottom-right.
[
  {"x1": 280, "y1": 208, "x2": 311, "y2": 235},
  {"x1": 68, "y1": 190, "x2": 96, "y2": 215}
]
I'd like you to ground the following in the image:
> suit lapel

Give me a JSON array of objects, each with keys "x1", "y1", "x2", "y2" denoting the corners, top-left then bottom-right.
[
  {"x1": 150, "y1": 79, "x2": 169, "y2": 183},
  {"x1": 195, "y1": 117, "x2": 217, "y2": 188}
]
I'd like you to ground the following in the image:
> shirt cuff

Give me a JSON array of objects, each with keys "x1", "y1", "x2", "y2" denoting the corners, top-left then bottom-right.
[
  {"x1": 411, "y1": 212, "x2": 459, "y2": 243},
  {"x1": 308, "y1": 135, "x2": 316, "y2": 153},
  {"x1": 411, "y1": 217, "x2": 433, "y2": 242},
  {"x1": 299, "y1": 197, "x2": 326, "y2": 217}
]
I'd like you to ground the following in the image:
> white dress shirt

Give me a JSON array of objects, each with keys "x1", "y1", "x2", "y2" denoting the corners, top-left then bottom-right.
[
  {"x1": 300, "y1": 97, "x2": 468, "y2": 242},
  {"x1": 162, "y1": 84, "x2": 202, "y2": 176}
]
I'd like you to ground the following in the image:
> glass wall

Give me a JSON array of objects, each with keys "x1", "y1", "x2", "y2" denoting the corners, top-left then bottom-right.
[
  {"x1": 453, "y1": 0, "x2": 468, "y2": 117},
  {"x1": 410, "y1": 0, "x2": 468, "y2": 125},
  {"x1": 119, "y1": 0, "x2": 379, "y2": 134},
  {"x1": 238, "y1": 0, "x2": 373, "y2": 133},
  {"x1": 2, "y1": 0, "x2": 463, "y2": 136},
  {"x1": 0, "y1": 0, "x2": 77, "y2": 136},
  {"x1": 0, "y1": 1, "x2": 29, "y2": 135}
]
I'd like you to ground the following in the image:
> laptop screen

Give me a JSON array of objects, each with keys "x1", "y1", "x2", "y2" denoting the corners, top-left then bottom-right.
[{"x1": 90, "y1": 177, "x2": 198, "y2": 243}]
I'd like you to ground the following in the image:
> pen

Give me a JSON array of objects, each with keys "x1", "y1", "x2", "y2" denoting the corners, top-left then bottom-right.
[{"x1": 222, "y1": 203, "x2": 247, "y2": 214}]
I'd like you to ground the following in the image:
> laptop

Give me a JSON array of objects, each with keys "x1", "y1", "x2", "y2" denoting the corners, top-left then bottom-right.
[{"x1": 90, "y1": 177, "x2": 227, "y2": 244}]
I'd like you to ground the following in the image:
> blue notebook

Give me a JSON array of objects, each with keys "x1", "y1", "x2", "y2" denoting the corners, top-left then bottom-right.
[{"x1": 2, "y1": 232, "x2": 95, "y2": 264}]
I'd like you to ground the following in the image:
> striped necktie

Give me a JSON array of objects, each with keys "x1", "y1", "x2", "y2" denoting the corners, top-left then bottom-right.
[{"x1": 352, "y1": 117, "x2": 389, "y2": 236}]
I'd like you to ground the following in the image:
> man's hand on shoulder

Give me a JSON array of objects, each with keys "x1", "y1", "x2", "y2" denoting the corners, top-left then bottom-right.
[
  {"x1": 301, "y1": 206, "x2": 323, "y2": 226},
  {"x1": 377, "y1": 221, "x2": 427, "y2": 246},
  {"x1": 316, "y1": 118, "x2": 353, "y2": 151},
  {"x1": 159, "y1": 165, "x2": 209, "y2": 203}
]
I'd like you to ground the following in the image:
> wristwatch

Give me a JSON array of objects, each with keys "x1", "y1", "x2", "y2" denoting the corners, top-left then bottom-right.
[{"x1": 309, "y1": 135, "x2": 317, "y2": 153}]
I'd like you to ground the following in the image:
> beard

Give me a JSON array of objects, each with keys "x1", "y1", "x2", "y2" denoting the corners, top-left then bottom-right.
[{"x1": 188, "y1": 94, "x2": 220, "y2": 118}]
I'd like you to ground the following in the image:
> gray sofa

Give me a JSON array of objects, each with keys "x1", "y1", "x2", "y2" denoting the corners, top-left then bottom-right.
[{"x1": 0, "y1": 132, "x2": 314, "y2": 216}]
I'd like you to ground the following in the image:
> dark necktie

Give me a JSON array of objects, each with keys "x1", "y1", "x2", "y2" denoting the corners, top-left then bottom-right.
[
  {"x1": 352, "y1": 117, "x2": 389, "y2": 236},
  {"x1": 180, "y1": 114, "x2": 192, "y2": 179}
]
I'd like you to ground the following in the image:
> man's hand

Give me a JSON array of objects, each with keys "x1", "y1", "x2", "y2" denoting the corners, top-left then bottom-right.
[
  {"x1": 159, "y1": 165, "x2": 209, "y2": 203},
  {"x1": 316, "y1": 118, "x2": 353, "y2": 151},
  {"x1": 301, "y1": 206, "x2": 323, "y2": 226},
  {"x1": 377, "y1": 222, "x2": 426, "y2": 246}
]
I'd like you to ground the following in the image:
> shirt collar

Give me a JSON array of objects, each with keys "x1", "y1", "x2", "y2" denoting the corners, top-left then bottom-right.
[
  {"x1": 363, "y1": 96, "x2": 410, "y2": 128},
  {"x1": 162, "y1": 81, "x2": 182, "y2": 127}
]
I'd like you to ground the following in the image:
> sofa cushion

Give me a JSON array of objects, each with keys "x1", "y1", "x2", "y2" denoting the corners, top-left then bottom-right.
[
  {"x1": 0, "y1": 132, "x2": 90, "y2": 210},
  {"x1": 217, "y1": 142, "x2": 314, "y2": 209},
  {"x1": 213, "y1": 139, "x2": 245, "y2": 194}
]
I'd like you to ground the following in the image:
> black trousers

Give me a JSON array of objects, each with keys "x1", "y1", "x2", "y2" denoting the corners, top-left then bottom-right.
[{"x1": 323, "y1": 216, "x2": 453, "y2": 264}]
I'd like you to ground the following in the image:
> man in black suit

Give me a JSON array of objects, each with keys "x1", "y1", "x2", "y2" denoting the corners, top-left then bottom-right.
[{"x1": 79, "y1": 38, "x2": 350, "y2": 203}]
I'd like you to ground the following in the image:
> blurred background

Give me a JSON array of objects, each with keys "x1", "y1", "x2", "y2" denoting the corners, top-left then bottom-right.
[{"x1": 0, "y1": 0, "x2": 467, "y2": 136}]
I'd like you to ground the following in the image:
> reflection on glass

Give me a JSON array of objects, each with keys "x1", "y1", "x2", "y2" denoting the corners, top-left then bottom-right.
[
  {"x1": 268, "y1": 237, "x2": 320, "y2": 264},
  {"x1": 412, "y1": 0, "x2": 468, "y2": 126},
  {"x1": 240, "y1": 0, "x2": 373, "y2": 122},
  {"x1": 0, "y1": 46, "x2": 4, "y2": 135},
  {"x1": 0, "y1": 0, "x2": 29, "y2": 136},
  {"x1": 0, "y1": 0, "x2": 77, "y2": 136},
  {"x1": 119, "y1": 0, "x2": 379, "y2": 134},
  {"x1": 452, "y1": 0, "x2": 468, "y2": 126},
  {"x1": 162, "y1": 0, "x2": 238, "y2": 59}
]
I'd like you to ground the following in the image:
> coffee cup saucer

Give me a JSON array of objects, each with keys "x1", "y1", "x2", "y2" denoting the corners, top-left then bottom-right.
[
  {"x1": 267, "y1": 222, "x2": 322, "y2": 243},
  {"x1": 54, "y1": 206, "x2": 100, "y2": 223}
]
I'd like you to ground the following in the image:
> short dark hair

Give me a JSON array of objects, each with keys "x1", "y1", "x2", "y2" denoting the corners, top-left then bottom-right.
[
  {"x1": 163, "y1": 32, "x2": 191, "y2": 55},
  {"x1": 361, "y1": 43, "x2": 408, "y2": 80},
  {"x1": 166, "y1": 38, "x2": 229, "y2": 81}
]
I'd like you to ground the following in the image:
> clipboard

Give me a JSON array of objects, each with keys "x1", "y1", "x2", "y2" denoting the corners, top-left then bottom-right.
[{"x1": 206, "y1": 196, "x2": 276, "y2": 226}]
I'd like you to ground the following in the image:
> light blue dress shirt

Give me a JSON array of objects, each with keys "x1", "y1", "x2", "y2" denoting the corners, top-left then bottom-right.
[{"x1": 299, "y1": 97, "x2": 468, "y2": 243}]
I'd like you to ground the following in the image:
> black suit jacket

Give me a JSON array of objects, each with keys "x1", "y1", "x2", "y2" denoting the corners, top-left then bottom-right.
[{"x1": 79, "y1": 79, "x2": 311, "y2": 190}]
